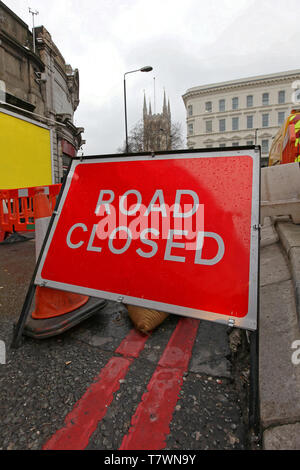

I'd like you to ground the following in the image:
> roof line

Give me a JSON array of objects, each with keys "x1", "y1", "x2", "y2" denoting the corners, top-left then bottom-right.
[{"x1": 183, "y1": 69, "x2": 300, "y2": 95}]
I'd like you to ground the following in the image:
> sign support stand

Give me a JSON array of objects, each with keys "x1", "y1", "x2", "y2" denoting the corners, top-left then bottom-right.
[
  {"x1": 249, "y1": 165, "x2": 261, "y2": 438},
  {"x1": 249, "y1": 329, "x2": 260, "y2": 436},
  {"x1": 11, "y1": 283, "x2": 37, "y2": 348}
]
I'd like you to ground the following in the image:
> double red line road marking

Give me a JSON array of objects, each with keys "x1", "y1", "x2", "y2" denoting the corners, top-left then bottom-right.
[{"x1": 43, "y1": 317, "x2": 199, "y2": 450}]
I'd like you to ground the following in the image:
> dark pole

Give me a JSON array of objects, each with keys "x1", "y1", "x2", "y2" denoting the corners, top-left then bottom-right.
[
  {"x1": 123, "y1": 66, "x2": 153, "y2": 154},
  {"x1": 249, "y1": 329, "x2": 260, "y2": 435},
  {"x1": 124, "y1": 74, "x2": 129, "y2": 153}
]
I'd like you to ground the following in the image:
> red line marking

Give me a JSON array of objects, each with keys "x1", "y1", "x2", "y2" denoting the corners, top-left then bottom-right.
[
  {"x1": 119, "y1": 317, "x2": 199, "y2": 450},
  {"x1": 43, "y1": 356, "x2": 132, "y2": 450},
  {"x1": 116, "y1": 328, "x2": 148, "y2": 358},
  {"x1": 158, "y1": 317, "x2": 199, "y2": 369},
  {"x1": 43, "y1": 329, "x2": 149, "y2": 450}
]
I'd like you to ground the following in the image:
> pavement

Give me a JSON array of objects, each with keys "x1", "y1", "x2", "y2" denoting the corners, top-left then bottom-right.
[{"x1": 260, "y1": 217, "x2": 300, "y2": 449}]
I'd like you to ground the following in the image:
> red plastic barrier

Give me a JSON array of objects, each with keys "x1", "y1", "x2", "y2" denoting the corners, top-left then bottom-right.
[{"x1": 0, "y1": 184, "x2": 61, "y2": 236}]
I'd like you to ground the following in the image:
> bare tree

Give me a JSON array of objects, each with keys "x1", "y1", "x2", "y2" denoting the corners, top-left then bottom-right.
[
  {"x1": 118, "y1": 119, "x2": 184, "y2": 153},
  {"x1": 169, "y1": 122, "x2": 184, "y2": 150}
]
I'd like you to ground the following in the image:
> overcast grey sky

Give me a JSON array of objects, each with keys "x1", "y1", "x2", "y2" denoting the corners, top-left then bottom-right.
[{"x1": 3, "y1": 0, "x2": 300, "y2": 155}]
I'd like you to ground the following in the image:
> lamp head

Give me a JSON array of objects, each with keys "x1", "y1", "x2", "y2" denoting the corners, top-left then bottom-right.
[{"x1": 140, "y1": 66, "x2": 153, "y2": 72}]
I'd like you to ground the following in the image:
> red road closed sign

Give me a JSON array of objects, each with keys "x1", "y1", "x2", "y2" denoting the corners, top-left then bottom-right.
[{"x1": 35, "y1": 149, "x2": 260, "y2": 330}]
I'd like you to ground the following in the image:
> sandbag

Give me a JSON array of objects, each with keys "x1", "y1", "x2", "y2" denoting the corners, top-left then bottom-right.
[{"x1": 126, "y1": 305, "x2": 169, "y2": 334}]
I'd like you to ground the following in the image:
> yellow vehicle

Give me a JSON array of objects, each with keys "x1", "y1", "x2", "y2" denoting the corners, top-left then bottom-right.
[
  {"x1": 269, "y1": 109, "x2": 300, "y2": 166},
  {"x1": 0, "y1": 108, "x2": 53, "y2": 189}
]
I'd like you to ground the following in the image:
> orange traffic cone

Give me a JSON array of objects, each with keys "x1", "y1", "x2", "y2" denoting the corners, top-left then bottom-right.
[
  {"x1": 32, "y1": 190, "x2": 89, "y2": 319},
  {"x1": 23, "y1": 188, "x2": 106, "y2": 338},
  {"x1": 32, "y1": 286, "x2": 89, "y2": 319}
]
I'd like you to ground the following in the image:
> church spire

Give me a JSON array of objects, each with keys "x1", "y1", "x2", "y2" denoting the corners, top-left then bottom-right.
[
  {"x1": 143, "y1": 92, "x2": 147, "y2": 119},
  {"x1": 163, "y1": 89, "x2": 167, "y2": 116}
]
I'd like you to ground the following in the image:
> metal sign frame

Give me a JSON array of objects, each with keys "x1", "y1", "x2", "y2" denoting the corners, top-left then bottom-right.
[{"x1": 34, "y1": 147, "x2": 260, "y2": 331}]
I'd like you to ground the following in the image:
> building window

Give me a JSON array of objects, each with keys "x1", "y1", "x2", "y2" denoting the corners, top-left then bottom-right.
[
  {"x1": 246, "y1": 140, "x2": 254, "y2": 145},
  {"x1": 62, "y1": 155, "x2": 71, "y2": 174},
  {"x1": 295, "y1": 89, "x2": 300, "y2": 103},
  {"x1": 278, "y1": 111, "x2": 285, "y2": 125},
  {"x1": 247, "y1": 95, "x2": 253, "y2": 107},
  {"x1": 232, "y1": 142, "x2": 239, "y2": 146},
  {"x1": 232, "y1": 117, "x2": 239, "y2": 131},
  {"x1": 187, "y1": 105, "x2": 193, "y2": 116},
  {"x1": 205, "y1": 121, "x2": 212, "y2": 132},
  {"x1": 206, "y1": 120, "x2": 212, "y2": 133},
  {"x1": 262, "y1": 113, "x2": 269, "y2": 127},
  {"x1": 219, "y1": 99, "x2": 225, "y2": 112},
  {"x1": 262, "y1": 93, "x2": 269, "y2": 106},
  {"x1": 205, "y1": 101, "x2": 212, "y2": 112},
  {"x1": 219, "y1": 142, "x2": 226, "y2": 147},
  {"x1": 232, "y1": 97, "x2": 239, "y2": 110},
  {"x1": 206, "y1": 144, "x2": 213, "y2": 148},
  {"x1": 261, "y1": 139, "x2": 269, "y2": 154},
  {"x1": 188, "y1": 123, "x2": 194, "y2": 135},
  {"x1": 278, "y1": 90, "x2": 285, "y2": 104},
  {"x1": 219, "y1": 119, "x2": 226, "y2": 132},
  {"x1": 247, "y1": 115, "x2": 253, "y2": 129}
]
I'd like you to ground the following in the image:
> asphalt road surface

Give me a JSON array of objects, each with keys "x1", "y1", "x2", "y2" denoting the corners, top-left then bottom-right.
[{"x1": 0, "y1": 237, "x2": 252, "y2": 451}]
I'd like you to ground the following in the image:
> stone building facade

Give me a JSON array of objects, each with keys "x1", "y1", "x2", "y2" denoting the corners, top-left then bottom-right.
[
  {"x1": 0, "y1": 1, "x2": 84, "y2": 182},
  {"x1": 182, "y1": 70, "x2": 300, "y2": 166}
]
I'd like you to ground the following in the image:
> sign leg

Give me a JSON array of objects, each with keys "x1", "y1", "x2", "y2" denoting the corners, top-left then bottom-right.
[
  {"x1": 11, "y1": 283, "x2": 36, "y2": 349},
  {"x1": 249, "y1": 329, "x2": 260, "y2": 435}
]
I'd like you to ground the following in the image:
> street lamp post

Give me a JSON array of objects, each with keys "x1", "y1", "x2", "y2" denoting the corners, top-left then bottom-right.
[
  {"x1": 29, "y1": 8, "x2": 39, "y2": 54},
  {"x1": 124, "y1": 66, "x2": 153, "y2": 153}
]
